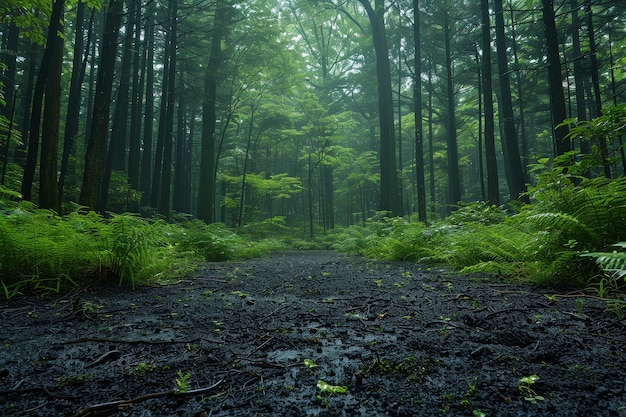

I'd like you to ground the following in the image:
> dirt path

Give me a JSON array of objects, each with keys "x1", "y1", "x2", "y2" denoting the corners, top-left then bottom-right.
[{"x1": 1, "y1": 251, "x2": 625, "y2": 416}]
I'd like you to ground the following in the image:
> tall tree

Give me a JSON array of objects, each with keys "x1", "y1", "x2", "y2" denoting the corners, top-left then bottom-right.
[
  {"x1": 159, "y1": 0, "x2": 178, "y2": 219},
  {"x1": 541, "y1": 0, "x2": 571, "y2": 156},
  {"x1": 584, "y1": 0, "x2": 611, "y2": 178},
  {"x1": 79, "y1": 0, "x2": 124, "y2": 211},
  {"x1": 358, "y1": 0, "x2": 402, "y2": 216},
  {"x1": 140, "y1": 5, "x2": 155, "y2": 205},
  {"x1": 198, "y1": 0, "x2": 226, "y2": 224},
  {"x1": 21, "y1": 0, "x2": 66, "y2": 202},
  {"x1": 39, "y1": 1, "x2": 65, "y2": 210},
  {"x1": 413, "y1": 0, "x2": 427, "y2": 222},
  {"x1": 493, "y1": 0, "x2": 528, "y2": 203},
  {"x1": 59, "y1": 3, "x2": 93, "y2": 208},
  {"x1": 442, "y1": 9, "x2": 461, "y2": 208},
  {"x1": 480, "y1": 0, "x2": 499, "y2": 206}
]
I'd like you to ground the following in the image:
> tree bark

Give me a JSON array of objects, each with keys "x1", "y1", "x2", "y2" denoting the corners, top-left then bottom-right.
[
  {"x1": 79, "y1": 0, "x2": 124, "y2": 211},
  {"x1": 413, "y1": 0, "x2": 427, "y2": 222},
  {"x1": 39, "y1": 11, "x2": 64, "y2": 210},
  {"x1": 481, "y1": 0, "x2": 499, "y2": 206},
  {"x1": 140, "y1": 6, "x2": 155, "y2": 205},
  {"x1": 358, "y1": 0, "x2": 402, "y2": 217},
  {"x1": 584, "y1": 1, "x2": 611, "y2": 178},
  {"x1": 493, "y1": 0, "x2": 528, "y2": 203},
  {"x1": 100, "y1": 10, "x2": 133, "y2": 213},
  {"x1": 159, "y1": 0, "x2": 178, "y2": 219},
  {"x1": 21, "y1": 0, "x2": 66, "y2": 202},
  {"x1": 59, "y1": 3, "x2": 93, "y2": 208},
  {"x1": 198, "y1": 0, "x2": 225, "y2": 224},
  {"x1": 128, "y1": 0, "x2": 142, "y2": 192},
  {"x1": 443, "y1": 11, "x2": 461, "y2": 209},
  {"x1": 541, "y1": 0, "x2": 571, "y2": 157}
]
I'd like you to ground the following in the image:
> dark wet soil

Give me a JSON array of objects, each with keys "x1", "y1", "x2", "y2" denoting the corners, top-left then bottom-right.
[{"x1": 1, "y1": 251, "x2": 625, "y2": 417}]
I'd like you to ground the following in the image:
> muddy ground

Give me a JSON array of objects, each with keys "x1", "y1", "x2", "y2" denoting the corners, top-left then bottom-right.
[{"x1": 1, "y1": 251, "x2": 625, "y2": 416}]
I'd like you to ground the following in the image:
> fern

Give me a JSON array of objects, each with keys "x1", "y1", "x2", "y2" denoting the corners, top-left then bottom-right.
[{"x1": 583, "y1": 243, "x2": 626, "y2": 280}]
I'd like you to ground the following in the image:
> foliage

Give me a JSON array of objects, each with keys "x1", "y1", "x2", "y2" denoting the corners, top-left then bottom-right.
[
  {"x1": 337, "y1": 168, "x2": 626, "y2": 286},
  {"x1": 583, "y1": 243, "x2": 626, "y2": 281},
  {"x1": 0, "y1": 199, "x2": 282, "y2": 298}
]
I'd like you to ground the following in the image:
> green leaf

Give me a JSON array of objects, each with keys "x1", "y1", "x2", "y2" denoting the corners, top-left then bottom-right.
[
  {"x1": 303, "y1": 359, "x2": 318, "y2": 368},
  {"x1": 316, "y1": 380, "x2": 347, "y2": 394}
]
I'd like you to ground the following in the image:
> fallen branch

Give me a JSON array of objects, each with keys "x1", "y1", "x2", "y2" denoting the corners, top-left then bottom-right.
[{"x1": 74, "y1": 379, "x2": 224, "y2": 417}]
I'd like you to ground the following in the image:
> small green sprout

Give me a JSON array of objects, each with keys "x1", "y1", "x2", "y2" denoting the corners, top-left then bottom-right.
[
  {"x1": 518, "y1": 374, "x2": 545, "y2": 404},
  {"x1": 316, "y1": 380, "x2": 348, "y2": 409},
  {"x1": 175, "y1": 370, "x2": 192, "y2": 393},
  {"x1": 303, "y1": 359, "x2": 319, "y2": 368}
]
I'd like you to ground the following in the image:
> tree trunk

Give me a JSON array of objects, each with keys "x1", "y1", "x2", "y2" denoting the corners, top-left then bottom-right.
[
  {"x1": 481, "y1": 0, "x2": 500, "y2": 206},
  {"x1": 541, "y1": 0, "x2": 571, "y2": 157},
  {"x1": 59, "y1": 3, "x2": 93, "y2": 208},
  {"x1": 413, "y1": 0, "x2": 427, "y2": 222},
  {"x1": 128, "y1": 1, "x2": 142, "y2": 192},
  {"x1": 443, "y1": 11, "x2": 461, "y2": 209},
  {"x1": 358, "y1": 0, "x2": 402, "y2": 217},
  {"x1": 173, "y1": 78, "x2": 186, "y2": 214},
  {"x1": 570, "y1": 0, "x2": 590, "y2": 155},
  {"x1": 149, "y1": 26, "x2": 170, "y2": 209},
  {"x1": 39, "y1": 10, "x2": 65, "y2": 210},
  {"x1": 140, "y1": 7, "x2": 155, "y2": 205},
  {"x1": 100, "y1": 8, "x2": 133, "y2": 212},
  {"x1": 198, "y1": 0, "x2": 225, "y2": 224},
  {"x1": 79, "y1": 0, "x2": 124, "y2": 211},
  {"x1": 159, "y1": 0, "x2": 178, "y2": 219},
  {"x1": 493, "y1": 0, "x2": 528, "y2": 203},
  {"x1": 21, "y1": 0, "x2": 66, "y2": 202},
  {"x1": 585, "y1": 1, "x2": 611, "y2": 178}
]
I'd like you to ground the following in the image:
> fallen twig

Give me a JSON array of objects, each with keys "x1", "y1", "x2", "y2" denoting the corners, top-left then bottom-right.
[{"x1": 74, "y1": 379, "x2": 224, "y2": 417}]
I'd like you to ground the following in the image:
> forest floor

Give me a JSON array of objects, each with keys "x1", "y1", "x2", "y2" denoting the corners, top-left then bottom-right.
[{"x1": 1, "y1": 251, "x2": 626, "y2": 417}]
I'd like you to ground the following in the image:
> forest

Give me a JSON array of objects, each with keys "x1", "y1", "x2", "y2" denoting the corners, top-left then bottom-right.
[
  {"x1": 2, "y1": 1, "x2": 626, "y2": 415},
  {"x1": 0, "y1": 0, "x2": 626, "y2": 295}
]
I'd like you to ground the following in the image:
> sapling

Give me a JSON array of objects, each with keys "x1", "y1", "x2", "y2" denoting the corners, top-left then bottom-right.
[
  {"x1": 316, "y1": 380, "x2": 347, "y2": 409},
  {"x1": 518, "y1": 374, "x2": 544, "y2": 404}
]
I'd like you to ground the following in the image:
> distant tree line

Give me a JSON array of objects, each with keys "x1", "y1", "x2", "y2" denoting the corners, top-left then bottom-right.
[{"x1": 0, "y1": 0, "x2": 624, "y2": 235}]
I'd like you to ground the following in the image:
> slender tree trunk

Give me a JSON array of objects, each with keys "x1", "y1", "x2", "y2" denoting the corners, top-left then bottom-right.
[
  {"x1": 159, "y1": 0, "x2": 178, "y2": 219},
  {"x1": 150, "y1": 25, "x2": 170, "y2": 209},
  {"x1": 570, "y1": 0, "x2": 590, "y2": 155},
  {"x1": 17, "y1": 39, "x2": 38, "y2": 162},
  {"x1": 541, "y1": 0, "x2": 571, "y2": 156},
  {"x1": 481, "y1": 0, "x2": 500, "y2": 206},
  {"x1": 173, "y1": 76, "x2": 186, "y2": 213},
  {"x1": 198, "y1": 0, "x2": 225, "y2": 223},
  {"x1": 39, "y1": 11, "x2": 65, "y2": 210},
  {"x1": 128, "y1": 1, "x2": 142, "y2": 192},
  {"x1": 413, "y1": 0, "x2": 427, "y2": 222},
  {"x1": 493, "y1": 0, "x2": 528, "y2": 203},
  {"x1": 475, "y1": 47, "x2": 485, "y2": 202},
  {"x1": 100, "y1": 9, "x2": 133, "y2": 212},
  {"x1": 0, "y1": 21, "x2": 18, "y2": 122},
  {"x1": 508, "y1": 0, "x2": 528, "y2": 180},
  {"x1": 443, "y1": 11, "x2": 461, "y2": 209},
  {"x1": 427, "y1": 58, "x2": 436, "y2": 216},
  {"x1": 21, "y1": 0, "x2": 65, "y2": 202},
  {"x1": 585, "y1": 1, "x2": 611, "y2": 178},
  {"x1": 59, "y1": 4, "x2": 93, "y2": 209},
  {"x1": 140, "y1": 7, "x2": 155, "y2": 205},
  {"x1": 358, "y1": 0, "x2": 401, "y2": 216},
  {"x1": 0, "y1": 21, "x2": 18, "y2": 173},
  {"x1": 79, "y1": 0, "x2": 124, "y2": 211}
]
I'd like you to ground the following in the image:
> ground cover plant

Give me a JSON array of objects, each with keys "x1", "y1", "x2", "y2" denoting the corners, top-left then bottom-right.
[{"x1": 0, "y1": 195, "x2": 281, "y2": 298}]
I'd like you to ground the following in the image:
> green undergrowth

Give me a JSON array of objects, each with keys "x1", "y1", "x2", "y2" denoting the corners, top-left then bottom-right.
[
  {"x1": 332, "y1": 169, "x2": 626, "y2": 290},
  {"x1": 0, "y1": 198, "x2": 281, "y2": 298}
]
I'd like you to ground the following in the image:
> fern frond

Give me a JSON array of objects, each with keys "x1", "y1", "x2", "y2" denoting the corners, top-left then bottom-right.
[{"x1": 583, "y1": 244, "x2": 626, "y2": 280}]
